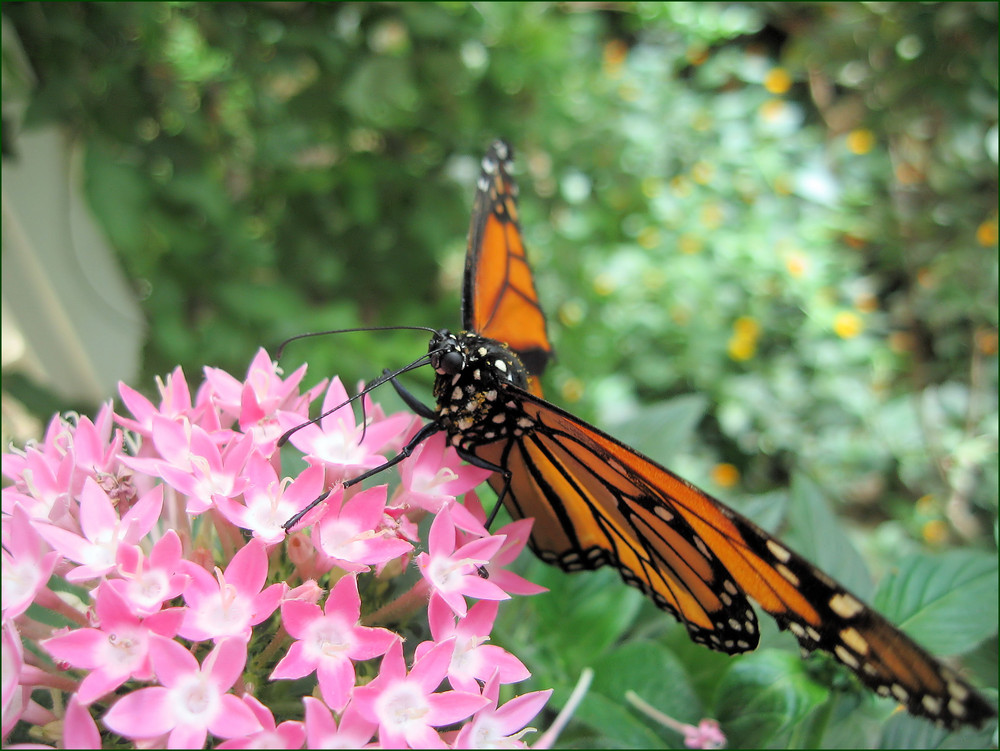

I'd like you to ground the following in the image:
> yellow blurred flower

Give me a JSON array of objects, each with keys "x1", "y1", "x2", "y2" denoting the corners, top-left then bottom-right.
[
  {"x1": 915, "y1": 494, "x2": 937, "y2": 514},
  {"x1": 733, "y1": 316, "x2": 760, "y2": 339},
  {"x1": 758, "y1": 98, "x2": 788, "y2": 123},
  {"x1": 700, "y1": 202, "x2": 725, "y2": 229},
  {"x1": 691, "y1": 109, "x2": 713, "y2": 132},
  {"x1": 593, "y1": 273, "x2": 616, "y2": 296},
  {"x1": 641, "y1": 177, "x2": 662, "y2": 198},
  {"x1": 691, "y1": 161, "x2": 714, "y2": 185},
  {"x1": 976, "y1": 218, "x2": 998, "y2": 246},
  {"x1": 833, "y1": 311, "x2": 864, "y2": 339},
  {"x1": 670, "y1": 175, "x2": 693, "y2": 197},
  {"x1": 763, "y1": 67, "x2": 792, "y2": 94},
  {"x1": 784, "y1": 252, "x2": 808, "y2": 278},
  {"x1": 846, "y1": 128, "x2": 876, "y2": 155},
  {"x1": 922, "y1": 519, "x2": 948, "y2": 546},
  {"x1": 561, "y1": 377, "x2": 584, "y2": 403},
  {"x1": 773, "y1": 174, "x2": 793, "y2": 195},
  {"x1": 974, "y1": 327, "x2": 998, "y2": 355},
  {"x1": 638, "y1": 226, "x2": 660, "y2": 250},
  {"x1": 727, "y1": 334, "x2": 757, "y2": 361},
  {"x1": 558, "y1": 300, "x2": 584, "y2": 327},
  {"x1": 603, "y1": 39, "x2": 628, "y2": 78},
  {"x1": 678, "y1": 233, "x2": 703, "y2": 255},
  {"x1": 711, "y1": 463, "x2": 740, "y2": 488}
]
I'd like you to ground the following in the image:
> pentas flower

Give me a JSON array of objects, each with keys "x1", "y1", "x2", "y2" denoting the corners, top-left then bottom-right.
[
  {"x1": 314, "y1": 485, "x2": 414, "y2": 572},
  {"x1": 353, "y1": 638, "x2": 489, "y2": 749},
  {"x1": 103, "y1": 636, "x2": 261, "y2": 748},
  {"x1": 214, "y1": 454, "x2": 326, "y2": 544},
  {"x1": 453, "y1": 670, "x2": 554, "y2": 749},
  {"x1": 2, "y1": 506, "x2": 60, "y2": 619},
  {"x1": 115, "y1": 366, "x2": 203, "y2": 437},
  {"x1": 216, "y1": 694, "x2": 307, "y2": 750},
  {"x1": 464, "y1": 493, "x2": 548, "y2": 597},
  {"x1": 108, "y1": 530, "x2": 188, "y2": 617},
  {"x1": 42, "y1": 582, "x2": 184, "y2": 705},
  {"x1": 2, "y1": 351, "x2": 555, "y2": 750},
  {"x1": 178, "y1": 538, "x2": 285, "y2": 642},
  {"x1": 416, "y1": 508, "x2": 511, "y2": 617},
  {"x1": 125, "y1": 417, "x2": 252, "y2": 513},
  {"x1": 31, "y1": 479, "x2": 163, "y2": 583},
  {"x1": 271, "y1": 573, "x2": 397, "y2": 710},
  {"x1": 416, "y1": 597, "x2": 529, "y2": 693},
  {"x1": 396, "y1": 431, "x2": 493, "y2": 514},
  {"x1": 302, "y1": 696, "x2": 377, "y2": 748},
  {"x1": 279, "y1": 376, "x2": 414, "y2": 484}
]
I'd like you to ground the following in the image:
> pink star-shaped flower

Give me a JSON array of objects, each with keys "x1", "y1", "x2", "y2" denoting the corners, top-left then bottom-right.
[
  {"x1": 352, "y1": 638, "x2": 488, "y2": 748},
  {"x1": 302, "y1": 697, "x2": 377, "y2": 748},
  {"x1": 415, "y1": 597, "x2": 529, "y2": 692},
  {"x1": 214, "y1": 454, "x2": 326, "y2": 544},
  {"x1": 215, "y1": 694, "x2": 306, "y2": 749},
  {"x1": 416, "y1": 509, "x2": 510, "y2": 617},
  {"x1": 313, "y1": 485, "x2": 413, "y2": 573},
  {"x1": 107, "y1": 529, "x2": 189, "y2": 617},
  {"x1": 278, "y1": 377, "x2": 413, "y2": 485},
  {"x1": 42, "y1": 582, "x2": 183, "y2": 705},
  {"x1": 453, "y1": 670, "x2": 552, "y2": 749},
  {"x1": 396, "y1": 431, "x2": 492, "y2": 514},
  {"x1": 178, "y1": 538, "x2": 285, "y2": 642},
  {"x1": 116, "y1": 366, "x2": 202, "y2": 437},
  {"x1": 271, "y1": 573, "x2": 397, "y2": 710},
  {"x1": 31, "y1": 478, "x2": 163, "y2": 582},
  {"x1": 203, "y1": 347, "x2": 325, "y2": 446},
  {"x1": 2, "y1": 505, "x2": 60, "y2": 619},
  {"x1": 102, "y1": 636, "x2": 261, "y2": 748},
  {"x1": 123, "y1": 417, "x2": 252, "y2": 514}
]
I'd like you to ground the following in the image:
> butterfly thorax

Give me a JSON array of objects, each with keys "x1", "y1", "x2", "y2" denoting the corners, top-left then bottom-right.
[{"x1": 429, "y1": 329, "x2": 531, "y2": 450}]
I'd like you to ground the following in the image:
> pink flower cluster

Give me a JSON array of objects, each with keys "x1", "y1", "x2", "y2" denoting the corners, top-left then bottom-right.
[{"x1": 2, "y1": 349, "x2": 553, "y2": 749}]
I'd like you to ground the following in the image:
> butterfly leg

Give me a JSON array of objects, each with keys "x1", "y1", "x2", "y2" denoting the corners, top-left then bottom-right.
[
  {"x1": 456, "y1": 447, "x2": 511, "y2": 530},
  {"x1": 387, "y1": 369, "x2": 437, "y2": 419},
  {"x1": 282, "y1": 420, "x2": 442, "y2": 531}
]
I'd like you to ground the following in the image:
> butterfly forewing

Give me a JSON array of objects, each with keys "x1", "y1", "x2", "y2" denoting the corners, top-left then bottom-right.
[
  {"x1": 464, "y1": 384, "x2": 994, "y2": 728},
  {"x1": 463, "y1": 140, "x2": 553, "y2": 393}
]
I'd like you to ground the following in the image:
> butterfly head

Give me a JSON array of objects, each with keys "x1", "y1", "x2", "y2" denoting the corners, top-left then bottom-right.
[{"x1": 429, "y1": 329, "x2": 532, "y2": 447}]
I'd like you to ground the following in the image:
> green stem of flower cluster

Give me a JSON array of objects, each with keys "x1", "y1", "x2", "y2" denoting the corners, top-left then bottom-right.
[{"x1": 364, "y1": 578, "x2": 431, "y2": 626}]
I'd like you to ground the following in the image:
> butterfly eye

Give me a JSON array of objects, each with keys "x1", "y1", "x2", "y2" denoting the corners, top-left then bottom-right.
[{"x1": 435, "y1": 350, "x2": 465, "y2": 375}]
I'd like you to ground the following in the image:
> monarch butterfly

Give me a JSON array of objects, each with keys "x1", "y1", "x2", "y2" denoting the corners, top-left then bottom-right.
[{"x1": 294, "y1": 140, "x2": 995, "y2": 730}]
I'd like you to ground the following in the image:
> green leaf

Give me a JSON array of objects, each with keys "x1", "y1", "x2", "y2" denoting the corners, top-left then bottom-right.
[
  {"x1": 518, "y1": 561, "x2": 644, "y2": 666},
  {"x1": 83, "y1": 140, "x2": 150, "y2": 251},
  {"x1": 784, "y1": 473, "x2": 874, "y2": 599},
  {"x1": 714, "y1": 650, "x2": 831, "y2": 748},
  {"x1": 603, "y1": 394, "x2": 709, "y2": 463},
  {"x1": 878, "y1": 705, "x2": 998, "y2": 750},
  {"x1": 567, "y1": 641, "x2": 704, "y2": 748},
  {"x1": 872, "y1": 550, "x2": 999, "y2": 655}
]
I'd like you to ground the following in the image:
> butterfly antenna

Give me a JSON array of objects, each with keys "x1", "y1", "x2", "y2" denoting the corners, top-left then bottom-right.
[
  {"x1": 277, "y1": 354, "x2": 435, "y2": 447},
  {"x1": 275, "y1": 325, "x2": 439, "y2": 359},
  {"x1": 358, "y1": 386, "x2": 370, "y2": 443}
]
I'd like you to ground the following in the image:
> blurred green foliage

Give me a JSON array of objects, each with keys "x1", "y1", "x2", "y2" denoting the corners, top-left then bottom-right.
[{"x1": 4, "y1": 2, "x2": 997, "y2": 747}]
